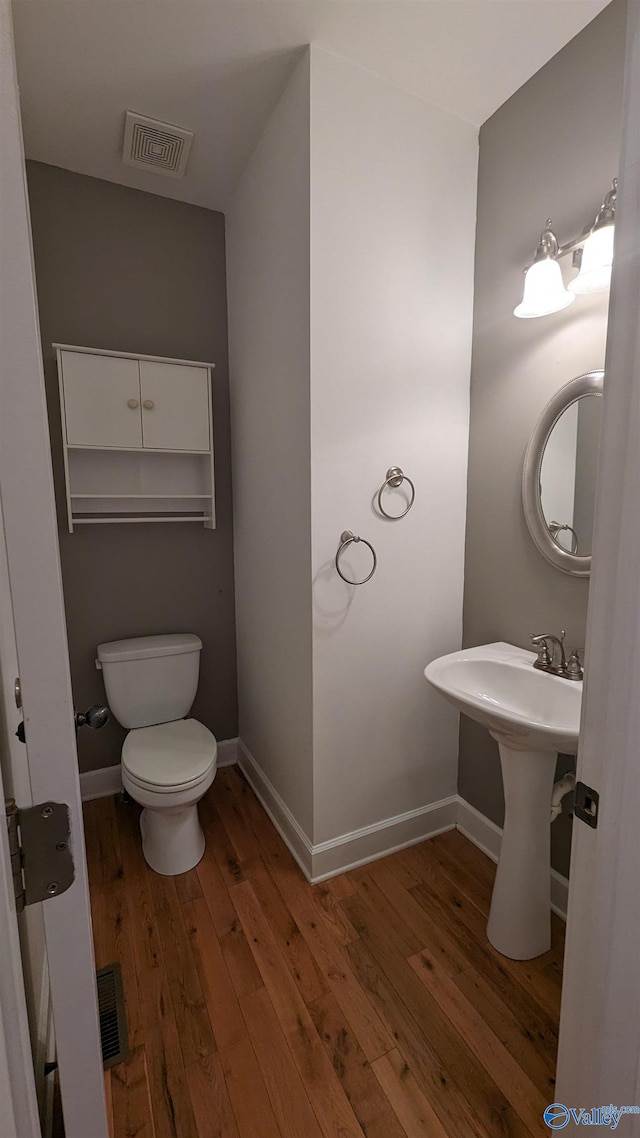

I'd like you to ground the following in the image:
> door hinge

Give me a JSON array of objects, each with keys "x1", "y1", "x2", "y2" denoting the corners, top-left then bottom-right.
[
  {"x1": 4, "y1": 798, "x2": 75, "y2": 913},
  {"x1": 574, "y1": 781, "x2": 599, "y2": 829}
]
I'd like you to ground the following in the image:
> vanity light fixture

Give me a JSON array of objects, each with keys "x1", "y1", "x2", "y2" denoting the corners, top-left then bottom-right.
[
  {"x1": 514, "y1": 179, "x2": 617, "y2": 319},
  {"x1": 569, "y1": 179, "x2": 617, "y2": 295}
]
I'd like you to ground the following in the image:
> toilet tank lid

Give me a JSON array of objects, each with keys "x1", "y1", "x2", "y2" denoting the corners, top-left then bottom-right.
[{"x1": 96, "y1": 633, "x2": 202, "y2": 665}]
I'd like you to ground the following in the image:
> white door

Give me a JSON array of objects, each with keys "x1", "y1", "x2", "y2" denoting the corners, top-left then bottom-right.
[
  {"x1": 556, "y1": 0, "x2": 640, "y2": 1123},
  {"x1": 0, "y1": 6, "x2": 108, "y2": 1138},
  {"x1": 140, "y1": 359, "x2": 211, "y2": 450}
]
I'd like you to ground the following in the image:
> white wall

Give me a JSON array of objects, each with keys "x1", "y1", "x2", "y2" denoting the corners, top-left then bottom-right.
[
  {"x1": 310, "y1": 48, "x2": 478, "y2": 843},
  {"x1": 226, "y1": 51, "x2": 314, "y2": 837},
  {"x1": 228, "y1": 45, "x2": 478, "y2": 854}
]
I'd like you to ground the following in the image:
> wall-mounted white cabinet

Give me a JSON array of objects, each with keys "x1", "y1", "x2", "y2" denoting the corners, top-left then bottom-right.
[{"x1": 55, "y1": 345, "x2": 216, "y2": 531}]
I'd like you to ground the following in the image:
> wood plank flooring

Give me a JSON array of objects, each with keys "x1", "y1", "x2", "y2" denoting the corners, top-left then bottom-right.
[{"x1": 83, "y1": 767, "x2": 564, "y2": 1138}]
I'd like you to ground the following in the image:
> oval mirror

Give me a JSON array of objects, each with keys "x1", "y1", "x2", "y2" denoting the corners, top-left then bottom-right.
[{"x1": 522, "y1": 369, "x2": 603, "y2": 576}]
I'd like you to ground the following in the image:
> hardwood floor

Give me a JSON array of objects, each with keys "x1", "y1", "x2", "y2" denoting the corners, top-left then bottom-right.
[{"x1": 83, "y1": 767, "x2": 564, "y2": 1138}]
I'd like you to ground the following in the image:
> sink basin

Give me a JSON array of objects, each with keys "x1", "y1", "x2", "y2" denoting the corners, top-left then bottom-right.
[
  {"x1": 424, "y1": 641, "x2": 581, "y2": 753},
  {"x1": 424, "y1": 641, "x2": 582, "y2": 960}
]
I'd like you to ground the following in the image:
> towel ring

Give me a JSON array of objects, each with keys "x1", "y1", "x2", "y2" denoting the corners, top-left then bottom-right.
[
  {"x1": 335, "y1": 531, "x2": 377, "y2": 585},
  {"x1": 549, "y1": 521, "x2": 579, "y2": 555},
  {"x1": 377, "y1": 466, "x2": 415, "y2": 519}
]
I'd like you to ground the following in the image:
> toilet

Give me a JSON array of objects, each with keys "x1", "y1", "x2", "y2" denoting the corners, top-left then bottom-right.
[{"x1": 96, "y1": 633, "x2": 217, "y2": 876}]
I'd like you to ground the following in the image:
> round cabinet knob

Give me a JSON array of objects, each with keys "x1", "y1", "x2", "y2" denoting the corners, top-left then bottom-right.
[
  {"x1": 127, "y1": 398, "x2": 139, "y2": 409},
  {"x1": 143, "y1": 400, "x2": 154, "y2": 410}
]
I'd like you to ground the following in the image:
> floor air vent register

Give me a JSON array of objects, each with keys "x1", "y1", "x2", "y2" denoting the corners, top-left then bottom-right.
[{"x1": 96, "y1": 963, "x2": 130, "y2": 1069}]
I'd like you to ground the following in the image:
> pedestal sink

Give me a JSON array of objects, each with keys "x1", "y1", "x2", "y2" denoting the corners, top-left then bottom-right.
[{"x1": 424, "y1": 642, "x2": 582, "y2": 960}]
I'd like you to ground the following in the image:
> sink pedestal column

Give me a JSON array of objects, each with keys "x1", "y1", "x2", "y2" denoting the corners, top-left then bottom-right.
[{"x1": 487, "y1": 738, "x2": 558, "y2": 960}]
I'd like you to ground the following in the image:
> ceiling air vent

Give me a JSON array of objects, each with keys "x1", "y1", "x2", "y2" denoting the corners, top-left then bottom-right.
[{"x1": 122, "y1": 111, "x2": 193, "y2": 180}]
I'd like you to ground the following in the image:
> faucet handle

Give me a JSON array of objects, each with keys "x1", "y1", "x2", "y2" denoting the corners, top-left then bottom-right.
[
  {"x1": 532, "y1": 638, "x2": 551, "y2": 669},
  {"x1": 566, "y1": 649, "x2": 584, "y2": 681}
]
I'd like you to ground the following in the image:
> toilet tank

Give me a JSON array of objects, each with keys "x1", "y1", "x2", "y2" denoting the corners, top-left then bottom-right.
[{"x1": 96, "y1": 633, "x2": 202, "y2": 729}]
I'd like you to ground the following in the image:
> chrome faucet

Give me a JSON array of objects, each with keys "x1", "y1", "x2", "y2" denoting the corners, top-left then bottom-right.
[
  {"x1": 531, "y1": 630, "x2": 566, "y2": 675},
  {"x1": 530, "y1": 630, "x2": 584, "y2": 681}
]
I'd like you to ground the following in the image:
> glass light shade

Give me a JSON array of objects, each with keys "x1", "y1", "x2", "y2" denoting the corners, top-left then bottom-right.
[
  {"x1": 514, "y1": 258, "x2": 576, "y2": 319},
  {"x1": 569, "y1": 224, "x2": 614, "y2": 294}
]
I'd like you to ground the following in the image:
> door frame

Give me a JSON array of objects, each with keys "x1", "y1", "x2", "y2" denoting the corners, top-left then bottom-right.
[
  {"x1": 556, "y1": 0, "x2": 640, "y2": 1108},
  {"x1": 0, "y1": 3, "x2": 108, "y2": 1135},
  {"x1": 0, "y1": 744, "x2": 40, "y2": 1138}
]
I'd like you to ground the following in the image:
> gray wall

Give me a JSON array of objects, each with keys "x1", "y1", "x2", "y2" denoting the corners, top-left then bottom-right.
[
  {"x1": 461, "y1": 0, "x2": 626, "y2": 877},
  {"x1": 26, "y1": 162, "x2": 237, "y2": 773}
]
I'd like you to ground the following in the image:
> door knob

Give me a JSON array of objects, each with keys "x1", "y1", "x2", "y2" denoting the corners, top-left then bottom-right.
[
  {"x1": 143, "y1": 400, "x2": 154, "y2": 410},
  {"x1": 127, "y1": 399, "x2": 139, "y2": 409},
  {"x1": 74, "y1": 706, "x2": 110, "y2": 731}
]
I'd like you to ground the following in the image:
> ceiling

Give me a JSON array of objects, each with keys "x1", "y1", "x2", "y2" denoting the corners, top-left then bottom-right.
[{"x1": 12, "y1": 0, "x2": 609, "y2": 213}]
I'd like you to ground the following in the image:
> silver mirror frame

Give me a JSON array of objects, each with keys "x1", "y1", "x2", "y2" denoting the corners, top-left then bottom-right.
[{"x1": 522, "y1": 369, "x2": 604, "y2": 577}]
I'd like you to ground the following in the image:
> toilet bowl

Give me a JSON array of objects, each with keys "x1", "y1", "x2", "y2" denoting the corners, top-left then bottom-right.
[
  {"x1": 96, "y1": 633, "x2": 217, "y2": 876},
  {"x1": 122, "y1": 718, "x2": 217, "y2": 875}
]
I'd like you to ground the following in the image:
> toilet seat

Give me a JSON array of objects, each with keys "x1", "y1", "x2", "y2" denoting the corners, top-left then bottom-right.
[{"x1": 122, "y1": 718, "x2": 217, "y2": 794}]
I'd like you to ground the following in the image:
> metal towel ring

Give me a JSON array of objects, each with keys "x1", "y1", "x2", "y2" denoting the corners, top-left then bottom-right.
[
  {"x1": 335, "y1": 531, "x2": 377, "y2": 585},
  {"x1": 377, "y1": 466, "x2": 415, "y2": 519},
  {"x1": 549, "y1": 521, "x2": 579, "y2": 554}
]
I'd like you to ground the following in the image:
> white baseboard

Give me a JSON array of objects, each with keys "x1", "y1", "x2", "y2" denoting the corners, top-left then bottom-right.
[
  {"x1": 236, "y1": 738, "x2": 458, "y2": 883},
  {"x1": 311, "y1": 797, "x2": 458, "y2": 882},
  {"x1": 79, "y1": 764, "x2": 122, "y2": 801},
  {"x1": 543, "y1": 868, "x2": 570, "y2": 922},
  {"x1": 217, "y1": 737, "x2": 239, "y2": 768},
  {"x1": 455, "y1": 796, "x2": 504, "y2": 862},
  {"x1": 234, "y1": 743, "x2": 569, "y2": 918},
  {"x1": 456, "y1": 796, "x2": 569, "y2": 921},
  {"x1": 79, "y1": 735, "x2": 239, "y2": 801},
  {"x1": 236, "y1": 739, "x2": 313, "y2": 877}
]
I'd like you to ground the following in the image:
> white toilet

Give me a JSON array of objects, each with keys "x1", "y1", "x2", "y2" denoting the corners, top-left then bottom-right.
[{"x1": 96, "y1": 633, "x2": 217, "y2": 876}]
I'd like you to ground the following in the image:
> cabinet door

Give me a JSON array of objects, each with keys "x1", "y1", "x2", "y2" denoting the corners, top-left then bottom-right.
[
  {"x1": 139, "y1": 361, "x2": 210, "y2": 451},
  {"x1": 61, "y1": 352, "x2": 142, "y2": 448}
]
